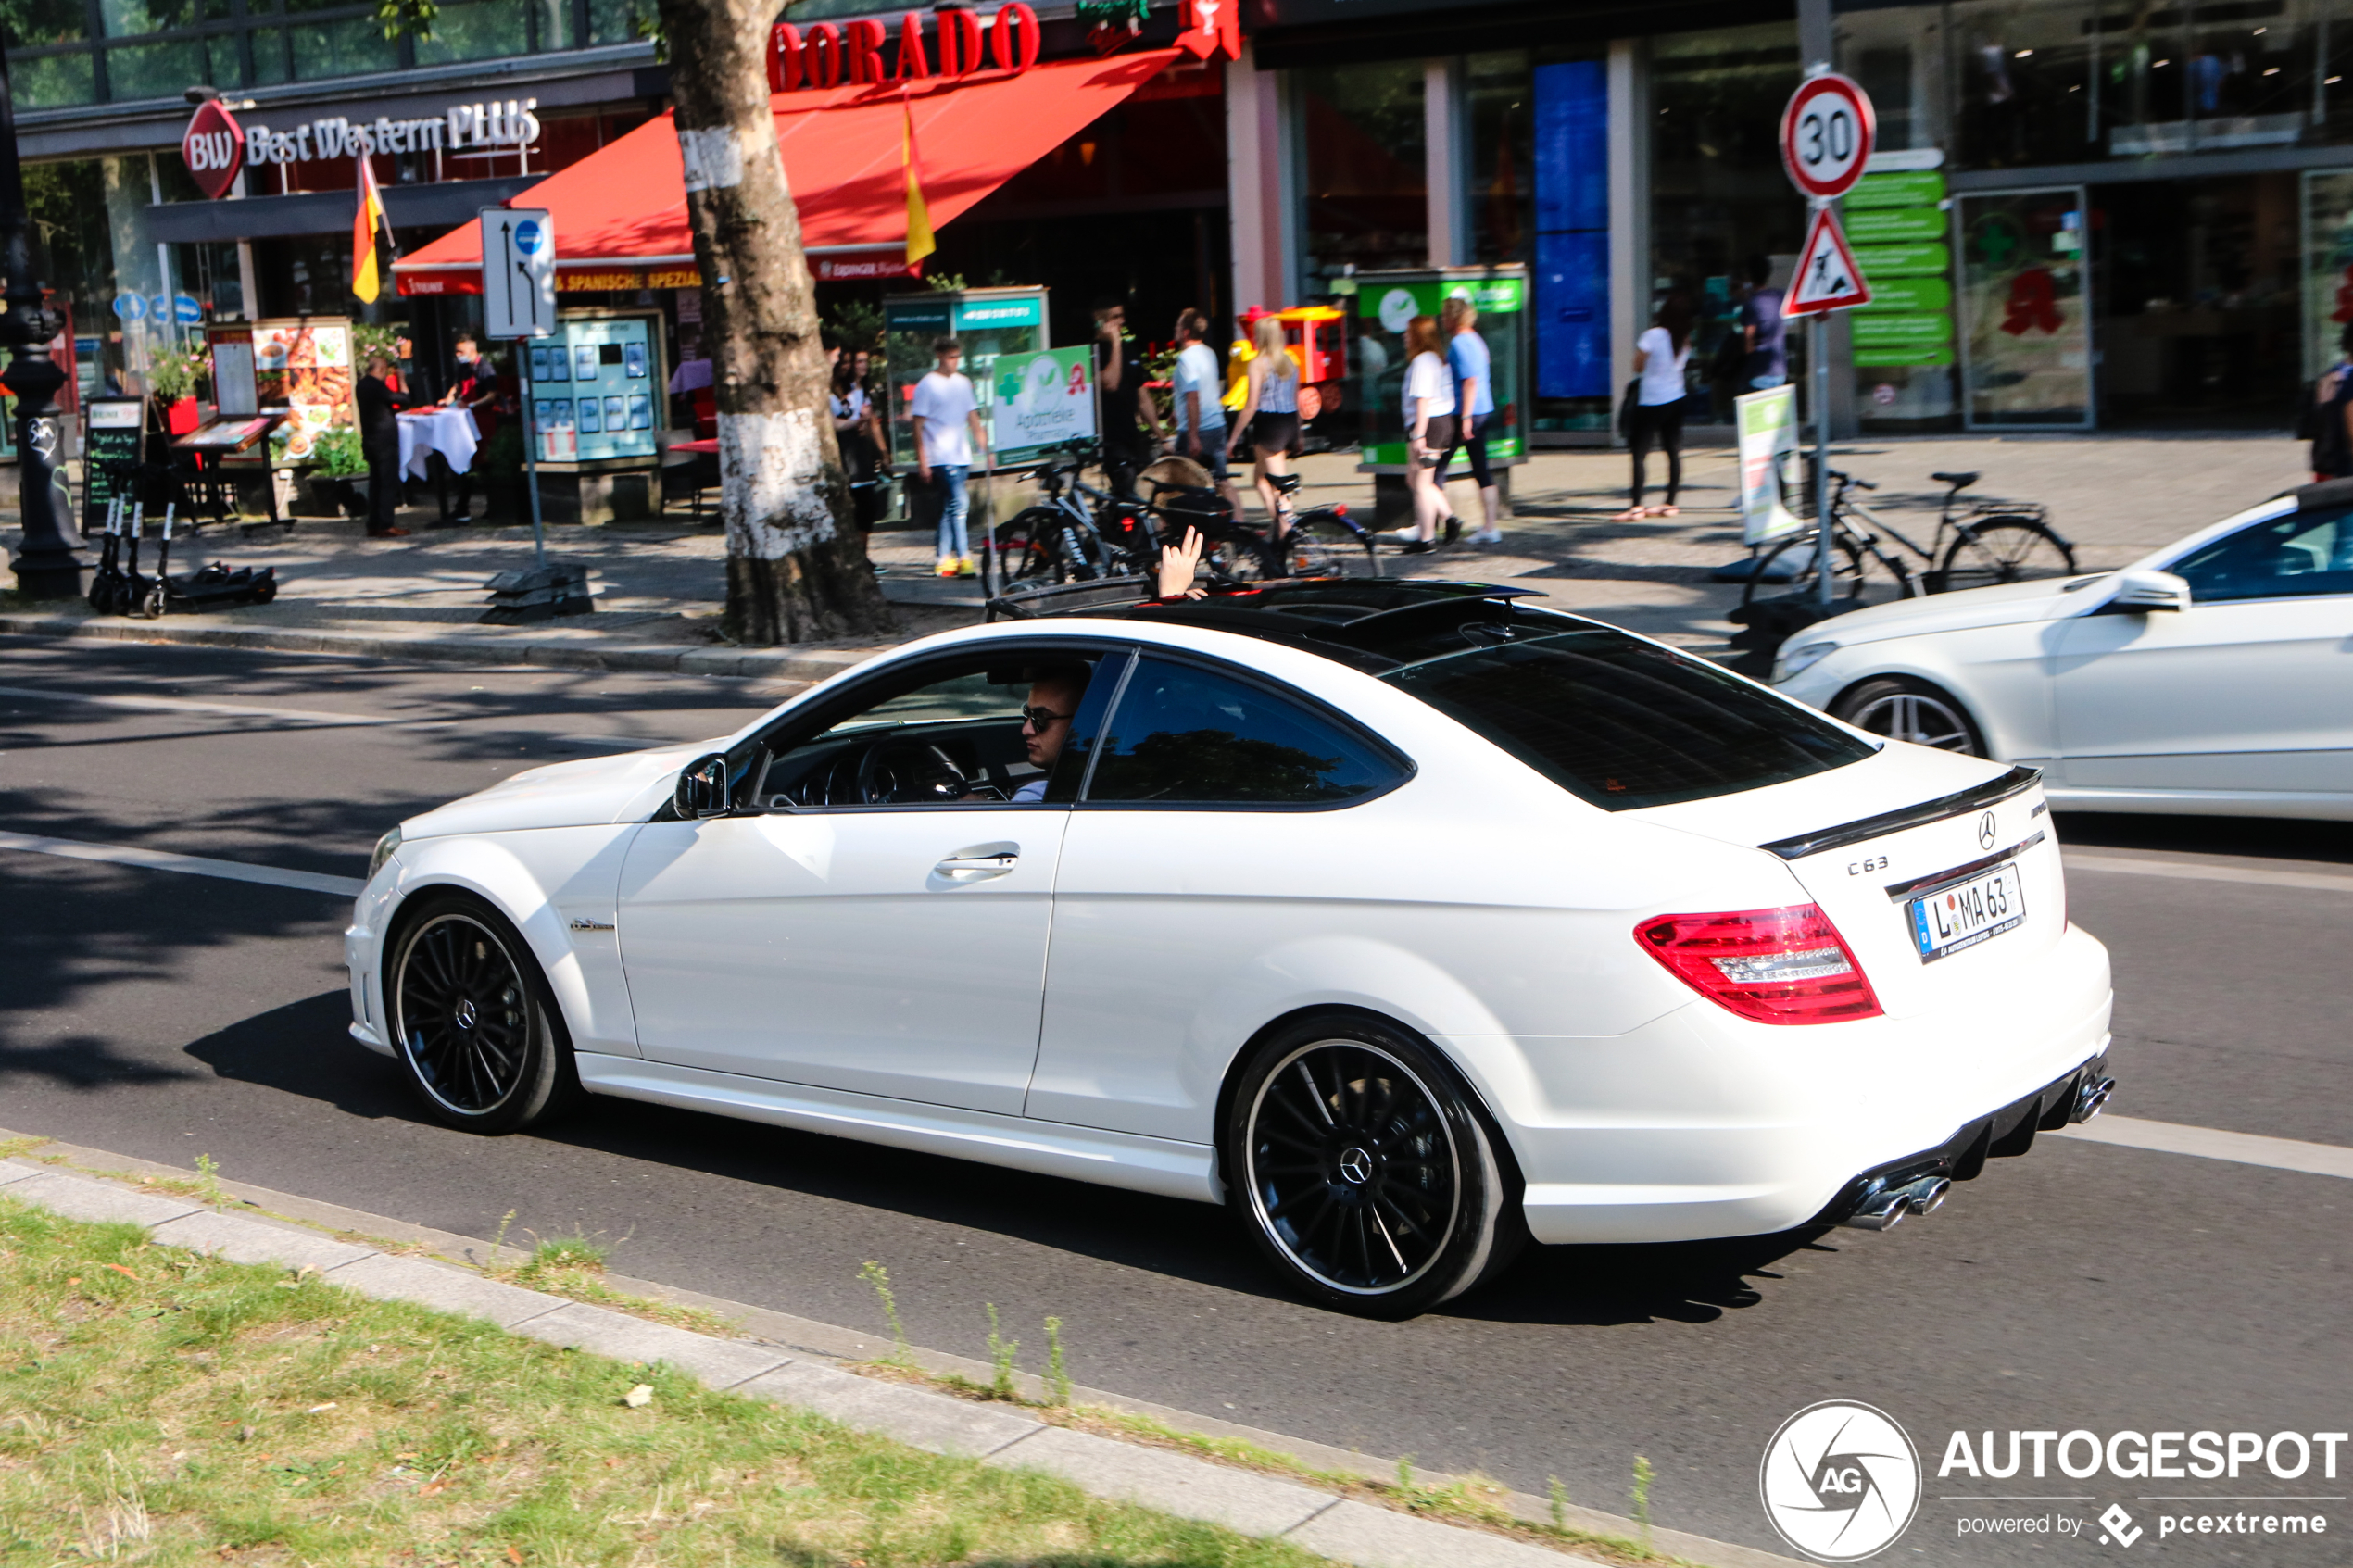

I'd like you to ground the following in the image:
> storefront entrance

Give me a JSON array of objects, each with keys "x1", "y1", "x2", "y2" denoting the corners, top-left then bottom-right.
[{"x1": 2090, "y1": 172, "x2": 2300, "y2": 430}]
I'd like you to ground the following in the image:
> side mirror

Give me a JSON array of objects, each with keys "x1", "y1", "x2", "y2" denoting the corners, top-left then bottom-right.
[
  {"x1": 673, "y1": 753, "x2": 733, "y2": 819},
  {"x1": 2102, "y1": 569, "x2": 2192, "y2": 614}
]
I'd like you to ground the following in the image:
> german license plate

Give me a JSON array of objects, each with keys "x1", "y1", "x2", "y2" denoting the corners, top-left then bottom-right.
[{"x1": 1908, "y1": 862, "x2": 2026, "y2": 962}]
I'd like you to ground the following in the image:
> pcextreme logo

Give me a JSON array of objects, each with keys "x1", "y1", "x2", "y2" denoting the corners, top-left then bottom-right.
[{"x1": 1759, "y1": 1400, "x2": 1923, "y2": 1562}]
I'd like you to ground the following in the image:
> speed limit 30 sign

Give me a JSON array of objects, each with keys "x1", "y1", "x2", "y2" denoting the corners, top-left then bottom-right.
[{"x1": 1780, "y1": 73, "x2": 1876, "y2": 201}]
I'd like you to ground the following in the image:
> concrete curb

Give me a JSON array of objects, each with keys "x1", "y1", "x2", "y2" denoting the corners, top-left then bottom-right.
[
  {"x1": 0, "y1": 608, "x2": 892, "y2": 684},
  {"x1": 0, "y1": 1137, "x2": 1805, "y2": 1568}
]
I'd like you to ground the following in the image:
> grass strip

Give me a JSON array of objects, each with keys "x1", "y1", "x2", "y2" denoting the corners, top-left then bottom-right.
[{"x1": 0, "y1": 1197, "x2": 1334, "y2": 1567}]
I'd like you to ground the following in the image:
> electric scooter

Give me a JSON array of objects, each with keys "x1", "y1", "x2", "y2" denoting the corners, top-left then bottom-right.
[
  {"x1": 85, "y1": 498, "x2": 126, "y2": 614},
  {"x1": 135, "y1": 505, "x2": 278, "y2": 618}
]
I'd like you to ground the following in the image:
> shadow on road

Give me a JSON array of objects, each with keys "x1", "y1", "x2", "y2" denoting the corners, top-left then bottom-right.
[
  {"x1": 2057, "y1": 809, "x2": 2353, "y2": 865},
  {"x1": 183, "y1": 985, "x2": 1817, "y2": 1328}
]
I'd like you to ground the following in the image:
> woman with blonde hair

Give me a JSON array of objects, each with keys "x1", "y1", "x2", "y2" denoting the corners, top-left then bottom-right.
[
  {"x1": 1227, "y1": 315, "x2": 1302, "y2": 534},
  {"x1": 1392, "y1": 314, "x2": 1455, "y2": 554}
]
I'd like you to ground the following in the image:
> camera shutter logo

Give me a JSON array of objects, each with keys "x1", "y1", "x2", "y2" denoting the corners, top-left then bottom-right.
[{"x1": 1759, "y1": 1401, "x2": 1921, "y2": 1561}]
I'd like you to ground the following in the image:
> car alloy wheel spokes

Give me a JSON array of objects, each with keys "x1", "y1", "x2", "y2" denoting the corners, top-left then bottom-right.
[
  {"x1": 1854, "y1": 692, "x2": 1972, "y2": 751},
  {"x1": 396, "y1": 915, "x2": 528, "y2": 1114},
  {"x1": 1248, "y1": 1041, "x2": 1461, "y2": 1294}
]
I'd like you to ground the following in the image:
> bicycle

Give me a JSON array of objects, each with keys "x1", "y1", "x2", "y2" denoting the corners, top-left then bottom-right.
[
  {"x1": 1739, "y1": 469, "x2": 2078, "y2": 614},
  {"x1": 990, "y1": 441, "x2": 1154, "y2": 588},
  {"x1": 1259, "y1": 472, "x2": 1382, "y2": 579}
]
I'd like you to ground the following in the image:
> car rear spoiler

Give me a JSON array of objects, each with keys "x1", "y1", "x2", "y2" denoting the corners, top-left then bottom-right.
[{"x1": 1758, "y1": 765, "x2": 2042, "y2": 860}]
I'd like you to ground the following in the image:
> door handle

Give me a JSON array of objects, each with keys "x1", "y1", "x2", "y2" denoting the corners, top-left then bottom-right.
[{"x1": 933, "y1": 843, "x2": 1020, "y2": 882}]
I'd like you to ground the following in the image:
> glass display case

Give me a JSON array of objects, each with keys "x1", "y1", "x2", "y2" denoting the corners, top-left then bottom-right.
[
  {"x1": 881, "y1": 287, "x2": 1049, "y2": 469},
  {"x1": 1348, "y1": 267, "x2": 1529, "y2": 472},
  {"x1": 525, "y1": 309, "x2": 664, "y2": 464}
]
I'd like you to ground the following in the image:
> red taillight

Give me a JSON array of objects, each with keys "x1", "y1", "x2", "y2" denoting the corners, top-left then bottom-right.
[{"x1": 1636, "y1": 904, "x2": 1881, "y2": 1025}]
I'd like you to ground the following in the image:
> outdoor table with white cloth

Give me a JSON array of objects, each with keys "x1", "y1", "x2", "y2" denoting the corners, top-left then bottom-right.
[{"x1": 397, "y1": 408, "x2": 480, "y2": 481}]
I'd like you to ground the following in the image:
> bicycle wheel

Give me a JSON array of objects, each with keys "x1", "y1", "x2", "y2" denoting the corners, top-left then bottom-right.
[
  {"x1": 1207, "y1": 528, "x2": 1277, "y2": 583},
  {"x1": 993, "y1": 507, "x2": 1070, "y2": 586},
  {"x1": 1934, "y1": 516, "x2": 2078, "y2": 594},
  {"x1": 1739, "y1": 531, "x2": 1873, "y2": 612},
  {"x1": 1282, "y1": 509, "x2": 1382, "y2": 578}
]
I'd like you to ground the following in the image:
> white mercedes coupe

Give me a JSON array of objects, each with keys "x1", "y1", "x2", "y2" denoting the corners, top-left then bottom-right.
[
  {"x1": 347, "y1": 580, "x2": 2114, "y2": 1317},
  {"x1": 1772, "y1": 480, "x2": 2353, "y2": 820}
]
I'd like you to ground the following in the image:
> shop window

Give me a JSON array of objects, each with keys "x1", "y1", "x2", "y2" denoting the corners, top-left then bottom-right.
[
  {"x1": 1467, "y1": 50, "x2": 1533, "y2": 268},
  {"x1": 206, "y1": 31, "x2": 242, "y2": 86},
  {"x1": 12, "y1": 52, "x2": 98, "y2": 107},
  {"x1": 1296, "y1": 60, "x2": 1427, "y2": 282},
  {"x1": 588, "y1": 0, "x2": 641, "y2": 46},
  {"x1": 107, "y1": 39, "x2": 208, "y2": 101},
  {"x1": 535, "y1": 0, "x2": 575, "y2": 50},
  {"x1": 415, "y1": 0, "x2": 531, "y2": 65},
  {"x1": 99, "y1": 0, "x2": 194, "y2": 37},
  {"x1": 9, "y1": 0, "x2": 88, "y2": 44},
  {"x1": 290, "y1": 15, "x2": 397, "y2": 79},
  {"x1": 1651, "y1": 21, "x2": 1804, "y2": 424},
  {"x1": 250, "y1": 28, "x2": 288, "y2": 84}
]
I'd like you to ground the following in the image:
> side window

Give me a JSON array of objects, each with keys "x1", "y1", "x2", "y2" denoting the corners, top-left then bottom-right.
[
  {"x1": 2171, "y1": 508, "x2": 2353, "y2": 603},
  {"x1": 749, "y1": 649, "x2": 1117, "y2": 809},
  {"x1": 1084, "y1": 655, "x2": 1407, "y2": 807}
]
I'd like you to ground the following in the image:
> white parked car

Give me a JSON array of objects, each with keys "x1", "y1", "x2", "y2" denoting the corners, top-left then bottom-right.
[
  {"x1": 1772, "y1": 481, "x2": 2353, "y2": 819},
  {"x1": 347, "y1": 581, "x2": 2113, "y2": 1317}
]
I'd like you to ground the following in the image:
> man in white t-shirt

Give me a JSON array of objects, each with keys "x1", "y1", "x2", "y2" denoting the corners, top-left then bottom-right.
[
  {"x1": 1170, "y1": 307, "x2": 1241, "y2": 516},
  {"x1": 911, "y1": 335, "x2": 988, "y2": 578}
]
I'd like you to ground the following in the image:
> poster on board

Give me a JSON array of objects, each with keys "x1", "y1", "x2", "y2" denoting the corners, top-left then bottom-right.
[
  {"x1": 1735, "y1": 385, "x2": 1804, "y2": 546},
  {"x1": 252, "y1": 318, "x2": 354, "y2": 461}
]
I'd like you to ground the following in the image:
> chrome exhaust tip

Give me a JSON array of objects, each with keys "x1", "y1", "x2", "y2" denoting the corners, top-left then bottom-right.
[
  {"x1": 1841, "y1": 1184, "x2": 1911, "y2": 1231},
  {"x1": 2070, "y1": 1074, "x2": 2116, "y2": 1124},
  {"x1": 1903, "y1": 1175, "x2": 1952, "y2": 1215}
]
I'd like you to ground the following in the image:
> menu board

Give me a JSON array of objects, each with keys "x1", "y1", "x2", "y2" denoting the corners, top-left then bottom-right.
[
  {"x1": 525, "y1": 312, "x2": 659, "y2": 464},
  {"x1": 82, "y1": 398, "x2": 145, "y2": 527},
  {"x1": 251, "y1": 317, "x2": 354, "y2": 461}
]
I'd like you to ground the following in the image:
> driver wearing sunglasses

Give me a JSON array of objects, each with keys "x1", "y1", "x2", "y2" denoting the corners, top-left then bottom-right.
[{"x1": 1009, "y1": 664, "x2": 1089, "y2": 802}]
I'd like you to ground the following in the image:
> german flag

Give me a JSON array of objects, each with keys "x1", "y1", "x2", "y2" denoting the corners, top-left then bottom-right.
[
  {"x1": 901, "y1": 90, "x2": 935, "y2": 266},
  {"x1": 352, "y1": 152, "x2": 391, "y2": 303}
]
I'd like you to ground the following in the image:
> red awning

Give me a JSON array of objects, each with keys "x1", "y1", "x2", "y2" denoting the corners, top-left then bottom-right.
[{"x1": 396, "y1": 49, "x2": 1183, "y2": 295}]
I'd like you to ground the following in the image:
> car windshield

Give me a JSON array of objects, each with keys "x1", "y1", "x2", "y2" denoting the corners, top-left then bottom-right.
[{"x1": 1377, "y1": 621, "x2": 1875, "y2": 810}]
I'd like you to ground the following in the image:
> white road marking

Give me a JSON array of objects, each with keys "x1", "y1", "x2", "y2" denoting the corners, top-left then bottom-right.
[
  {"x1": 0, "y1": 830, "x2": 364, "y2": 897},
  {"x1": 0, "y1": 684, "x2": 384, "y2": 726},
  {"x1": 2053, "y1": 1114, "x2": 2353, "y2": 1180},
  {"x1": 2063, "y1": 852, "x2": 2353, "y2": 896}
]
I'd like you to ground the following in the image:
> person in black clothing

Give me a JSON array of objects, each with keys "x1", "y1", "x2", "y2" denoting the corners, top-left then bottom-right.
[
  {"x1": 1092, "y1": 297, "x2": 1161, "y2": 496},
  {"x1": 358, "y1": 351, "x2": 419, "y2": 537}
]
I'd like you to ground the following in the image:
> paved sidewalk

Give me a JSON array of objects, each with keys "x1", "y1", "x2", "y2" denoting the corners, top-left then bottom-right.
[
  {"x1": 0, "y1": 433, "x2": 2308, "y2": 677},
  {"x1": 0, "y1": 1129, "x2": 1807, "y2": 1568}
]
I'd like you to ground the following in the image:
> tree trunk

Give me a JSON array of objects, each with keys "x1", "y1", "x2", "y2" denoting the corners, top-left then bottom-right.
[{"x1": 656, "y1": 0, "x2": 896, "y2": 644}]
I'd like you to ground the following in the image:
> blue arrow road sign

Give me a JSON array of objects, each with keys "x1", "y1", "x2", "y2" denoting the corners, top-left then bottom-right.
[
  {"x1": 113, "y1": 293, "x2": 146, "y2": 321},
  {"x1": 172, "y1": 294, "x2": 203, "y2": 324}
]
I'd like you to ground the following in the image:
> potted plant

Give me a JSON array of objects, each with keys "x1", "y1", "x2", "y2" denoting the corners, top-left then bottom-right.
[
  {"x1": 147, "y1": 342, "x2": 208, "y2": 438},
  {"x1": 298, "y1": 426, "x2": 371, "y2": 518}
]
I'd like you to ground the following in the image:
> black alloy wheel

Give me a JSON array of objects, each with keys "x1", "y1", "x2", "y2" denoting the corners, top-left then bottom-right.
[
  {"x1": 1227, "y1": 1019, "x2": 1523, "y2": 1318},
  {"x1": 389, "y1": 895, "x2": 577, "y2": 1132}
]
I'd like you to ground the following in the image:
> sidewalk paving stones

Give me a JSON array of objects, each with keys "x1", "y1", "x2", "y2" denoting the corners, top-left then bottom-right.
[
  {"x1": 5, "y1": 1169, "x2": 202, "y2": 1227},
  {"x1": 736, "y1": 1360, "x2": 1047, "y2": 1458},
  {"x1": 1290, "y1": 1499, "x2": 1608, "y2": 1568},
  {"x1": 147, "y1": 1208, "x2": 377, "y2": 1272},
  {"x1": 511, "y1": 1299, "x2": 791, "y2": 1388},
  {"x1": 0, "y1": 1159, "x2": 45, "y2": 1186},
  {"x1": 986, "y1": 1424, "x2": 1340, "y2": 1537},
  {"x1": 323, "y1": 1251, "x2": 569, "y2": 1328}
]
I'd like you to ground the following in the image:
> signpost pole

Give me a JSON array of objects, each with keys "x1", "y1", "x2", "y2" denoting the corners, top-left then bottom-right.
[
  {"x1": 522, "y1": 345, "x2": 546, "y2": 571},
  {"x1": 1813, "y1": 301, "x2": 1831, "y2": 608}
]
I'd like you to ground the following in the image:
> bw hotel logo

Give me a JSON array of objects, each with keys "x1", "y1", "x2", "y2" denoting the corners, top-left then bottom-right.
[{"x1": 1760, "y1": 1401, "x2": 1923, "y2": 1561}]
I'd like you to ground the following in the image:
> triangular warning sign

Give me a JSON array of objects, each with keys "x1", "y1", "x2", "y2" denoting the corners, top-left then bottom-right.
[{"x1": 1786, "y1": 206, "x2": 1872, "y2": 317}]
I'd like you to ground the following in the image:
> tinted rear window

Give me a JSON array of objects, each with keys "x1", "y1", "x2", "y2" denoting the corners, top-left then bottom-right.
[{"x1": 1379, "y1": 625, "x2": 1873, "y2": 809}]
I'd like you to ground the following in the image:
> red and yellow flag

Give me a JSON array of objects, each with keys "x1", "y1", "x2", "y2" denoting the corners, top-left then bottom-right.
[
  {"x1": 901, "y1": 93, "x2": 935, "y2": 266},
  {"x1": 352, "y1": 153, "x2": 389, "y2": 303}
]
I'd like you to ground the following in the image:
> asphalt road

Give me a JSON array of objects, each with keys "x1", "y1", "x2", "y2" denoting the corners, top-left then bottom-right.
[{"x1": 3, "y1": 634, "x2": 2347, "y2": 1566}]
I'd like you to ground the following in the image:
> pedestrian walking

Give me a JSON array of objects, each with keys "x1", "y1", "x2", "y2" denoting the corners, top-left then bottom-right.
[
  {"x1": 2309, "y1": 322, "x2": 2353, "y2": 482},
  {"x1": 1170, "y1": 308, "x2": 1242, "y2": 518},
  {"x1": 1740, "y1": 254, "x2": 1787, "y2": 391},
  {"x1": 1393, "y1": 314, "x2": 1457, "y2": 554},
  {"x1": 1436, "y1": 295, "x2": 1503, "y2": 545},
  {"x1": 1227, "y1": 315, "x2": 1302, "y2": 533},
  {"x1": 1094, "y1": 297, "x2": 1162, "y2": 496},
  {"x1": 357, "y1": 350, "x2": 421, "y2": 538},
  {"x1": 1617, "y1": 295, "x2": 1693, "y2": 521},
  {"x1": 911, "y1": 335, "x2": 988, "y2": 578}
]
